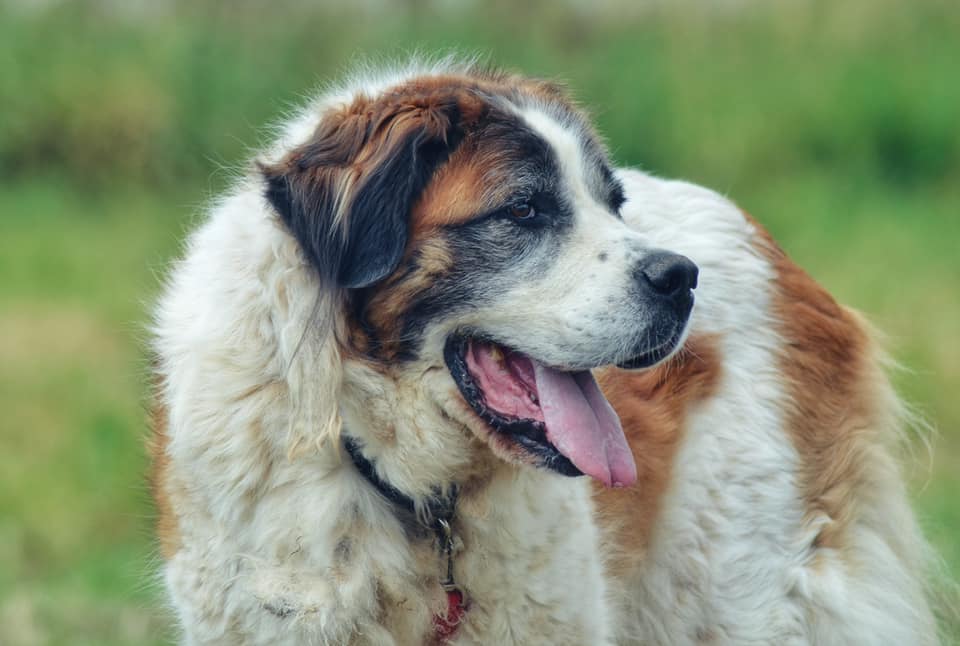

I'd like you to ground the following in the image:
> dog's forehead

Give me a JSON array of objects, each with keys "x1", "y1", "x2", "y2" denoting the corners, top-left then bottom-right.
[{"x1": 410, "y1": 90, "x2": 618, "y2": 235}]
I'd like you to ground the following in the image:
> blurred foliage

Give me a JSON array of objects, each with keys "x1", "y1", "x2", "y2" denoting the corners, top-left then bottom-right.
[
  {"x1": 0, "y1": 0, "x2": 957, "y2": 643},
  {"x1": 3, "y1": 0, "x2": 960, "y2": 192}
]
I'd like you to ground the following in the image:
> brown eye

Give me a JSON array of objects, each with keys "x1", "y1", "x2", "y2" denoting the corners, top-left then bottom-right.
[{"x1": 510, "y1": 203, "x2": 535, "y2": 219}]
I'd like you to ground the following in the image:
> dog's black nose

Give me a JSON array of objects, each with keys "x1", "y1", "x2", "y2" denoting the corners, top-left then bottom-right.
[{"x1": 637, "y1": 251, "x2": 699, "y2": 296}]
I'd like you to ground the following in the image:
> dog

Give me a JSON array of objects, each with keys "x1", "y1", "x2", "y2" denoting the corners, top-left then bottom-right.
[{"x1": 150, "y1": 60, "x2": 939, "y2": 644}]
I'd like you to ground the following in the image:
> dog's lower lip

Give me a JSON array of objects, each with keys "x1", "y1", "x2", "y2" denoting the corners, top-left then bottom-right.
[
  {"x1": 617, "y1": 332, "x2": 683, "y2": 369},
  {"x1": 617, "y1": 351, "x2": 663, "y2": 370}
]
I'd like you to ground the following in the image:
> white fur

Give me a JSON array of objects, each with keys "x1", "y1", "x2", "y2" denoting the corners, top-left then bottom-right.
[
  {"x1": 152, "y1": 64, "x2": 938, "y2": 644},
  {"x1": 607, "y1": 170, "x2": 938, "y2": 645}
]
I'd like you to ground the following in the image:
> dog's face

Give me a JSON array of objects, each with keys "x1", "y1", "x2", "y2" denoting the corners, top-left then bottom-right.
[{"x1": 262, "y1": 72, "x2": 697, "y2": 487}]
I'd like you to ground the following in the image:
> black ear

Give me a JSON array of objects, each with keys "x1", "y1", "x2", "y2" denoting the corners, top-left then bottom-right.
[
  {"x1": 337, "y1": 128, "x2": 455, "y2": 288},
  {"x1": 262, "y1": 101, "x2": 462, "y2": 289}
]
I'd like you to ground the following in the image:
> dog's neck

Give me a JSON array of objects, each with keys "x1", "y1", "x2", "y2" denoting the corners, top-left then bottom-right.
[
  {"x1": 341, "y1": 433, "x2": 458, "y2": 528},
  {"x1": 338, "y1": 358, "x2": 504, "y2": 506}
]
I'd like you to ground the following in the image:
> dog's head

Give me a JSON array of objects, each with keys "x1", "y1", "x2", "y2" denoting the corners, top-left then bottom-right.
[{"x1": 261, "y1": 68, "x2": 697, "y2": 487}]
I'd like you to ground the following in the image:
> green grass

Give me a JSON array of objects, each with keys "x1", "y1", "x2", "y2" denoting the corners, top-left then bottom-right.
[{"x1": 1, "y1": 1, "x2": 957, "y2": 643}]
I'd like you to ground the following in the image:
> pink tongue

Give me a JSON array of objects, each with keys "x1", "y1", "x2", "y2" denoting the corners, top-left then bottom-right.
[{"x1": 533, "y1": 364, "x2": 638, "y2": 487}]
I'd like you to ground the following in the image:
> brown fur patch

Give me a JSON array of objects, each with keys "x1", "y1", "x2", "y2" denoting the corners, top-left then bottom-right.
[
  {"x1": 747, "y1": 213, "x2": 876, "y2": 552},
  {"x1": 592, "y1": 335, "x2": 722, "y2": 569},
  {"x1": 147, "y1": 386, "x2": 181, "y2": 560},
  {"x1": 411, "y1": 146, "x2": 491, "y2": 234},
  {"x1": 262, "y1": 82, "x2": 484, "y2": 225}
]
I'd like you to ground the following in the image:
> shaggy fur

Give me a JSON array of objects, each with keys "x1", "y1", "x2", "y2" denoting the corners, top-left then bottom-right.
[{"x1": 150, "y1": 60, "x2": 939, "y2": 645}]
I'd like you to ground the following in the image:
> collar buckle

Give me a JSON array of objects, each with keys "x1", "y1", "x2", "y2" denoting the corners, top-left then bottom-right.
[{"x1": 436, "y1": 517, "x2": 458, "y2": 592}]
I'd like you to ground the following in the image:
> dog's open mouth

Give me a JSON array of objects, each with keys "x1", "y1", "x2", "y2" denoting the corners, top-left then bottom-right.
[{"x1": 444, "y1": 336, "x2": 638, "y2": 487}]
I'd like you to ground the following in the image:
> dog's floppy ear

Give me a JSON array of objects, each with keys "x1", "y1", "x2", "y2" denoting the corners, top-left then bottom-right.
[{"x1": 261, "y1": 95, "x2": 466, "y2": 289}]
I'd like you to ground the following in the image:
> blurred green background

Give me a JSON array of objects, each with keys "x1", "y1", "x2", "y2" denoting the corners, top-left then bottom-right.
[{"x1": 0, "y1": 0, "x2": 957, "y2": 643}]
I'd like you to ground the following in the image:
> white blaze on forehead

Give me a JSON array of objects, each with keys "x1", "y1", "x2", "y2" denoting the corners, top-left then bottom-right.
[
  {"x1": 518, "y1": 107, "x2": 600, "y2": 211},
  {"x1": 514, "y1": 105, "x2": 637, "y2": 263}
]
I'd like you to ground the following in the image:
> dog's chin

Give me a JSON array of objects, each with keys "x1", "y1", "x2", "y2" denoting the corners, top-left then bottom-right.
[
  {"x1": 615, "y1": 325, "x2": 689, "y2": 370},
  {"x1": 441, "y1": 333, "x2": 684, "y2": 484}
]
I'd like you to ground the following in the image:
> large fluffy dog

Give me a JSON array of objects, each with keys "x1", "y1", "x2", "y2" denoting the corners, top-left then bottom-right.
[{"x1": 150, "y1": 61, "x2": 938, "y2": 644}]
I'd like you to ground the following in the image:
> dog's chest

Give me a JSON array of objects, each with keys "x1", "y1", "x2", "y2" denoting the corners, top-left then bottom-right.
[{"x1": 357, "y1": 480, "x2": 612, "y2": 645}]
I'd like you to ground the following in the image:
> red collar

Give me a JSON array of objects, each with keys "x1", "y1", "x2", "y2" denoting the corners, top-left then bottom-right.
[{"x1": 433, "y1": 588, "x2": 467, "y2": 642}]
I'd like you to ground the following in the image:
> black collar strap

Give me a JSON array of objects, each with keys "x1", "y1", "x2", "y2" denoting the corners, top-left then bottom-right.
[
  {"x1": 342, "y1": 435, "x2": 458, "y2": 534},
  {"x1": 343, "y1": 436, "x2": 465, "y2": 601}
]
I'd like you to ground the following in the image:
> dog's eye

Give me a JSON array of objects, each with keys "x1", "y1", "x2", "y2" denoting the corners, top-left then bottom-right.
[{"x1": 509, "y1": 203, "x2": 535, "y2": 220}]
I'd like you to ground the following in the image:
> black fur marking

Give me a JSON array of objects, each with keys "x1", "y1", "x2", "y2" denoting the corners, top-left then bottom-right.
[
  {"x1": 333, "y1": 537, "x2": 352, "y2": 564},
  {"x1": 262, "y1": 165, "x2": 344, "y2": 285},
  {"x1": 263, "y1": 599, "x2": 296, "y2": 619},
  {"x1": 600, "y1": 164, "x2": 626, "y2": 215},
  {"x1": 339, "y1": 126, "x2": 460, "y2": 288},
  {"x1": 262, "y1": 104, "x2": 464, "y2": 289}
]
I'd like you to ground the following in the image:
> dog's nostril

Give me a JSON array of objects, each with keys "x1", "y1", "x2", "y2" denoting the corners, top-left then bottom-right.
[{"x1": 638, "y1": 252, "x2": 699, "y2": 296}]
